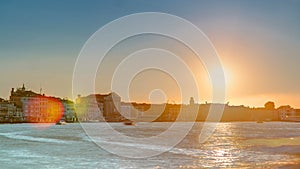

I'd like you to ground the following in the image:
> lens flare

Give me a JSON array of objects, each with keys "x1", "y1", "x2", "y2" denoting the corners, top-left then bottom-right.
[{"x1": 23, "y1": 96, "x2": 64, "y2": 128}]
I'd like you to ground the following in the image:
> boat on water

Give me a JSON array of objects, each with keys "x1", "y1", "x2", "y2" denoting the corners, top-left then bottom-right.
[
  {"x1": 123, "y1": 120, "x2": 135, "y2": 126},
  {"x1": 56, "y1": 120, "x2": 66, "y2": 125}
]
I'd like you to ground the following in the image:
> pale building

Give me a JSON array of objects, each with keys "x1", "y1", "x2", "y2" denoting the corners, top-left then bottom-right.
[
  {"x1": 278, "y1": 105, "x2": 297, "y2": 121},
  {"x1": 75, "y1": 92, "x2": 124, "y2": 122},
  {"x1": 0, "y1": 100, "x2": 23, "y2": 123},
  {"x1": 103, "y1": 92, "x2": 123, "y2": 122},
  {"x1": 75, "y1": 95, "x2": 102, "y2": 122}
]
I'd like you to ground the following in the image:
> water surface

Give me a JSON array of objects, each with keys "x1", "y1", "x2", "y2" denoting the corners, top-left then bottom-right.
[{"x1": 0, "y1": 122, "x2": 299, "y2": 168}]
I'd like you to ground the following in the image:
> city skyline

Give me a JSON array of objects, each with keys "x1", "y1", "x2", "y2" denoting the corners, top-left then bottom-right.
[
  {"x1": 1, "y1": 1, "x2": 300, "y2": 108},
  {"x1": 1, "y1": 83, "x2": 299, "y2": 110}
]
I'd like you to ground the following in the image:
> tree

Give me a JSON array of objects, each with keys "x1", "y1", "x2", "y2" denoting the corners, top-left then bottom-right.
[{"x1": 264, "y1": 101, "x2": 275, "y2": 110}]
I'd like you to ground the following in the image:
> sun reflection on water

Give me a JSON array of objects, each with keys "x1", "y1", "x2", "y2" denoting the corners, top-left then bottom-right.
[{"x1": 176, "y1": 122, "x2": 300, "y2": 168}]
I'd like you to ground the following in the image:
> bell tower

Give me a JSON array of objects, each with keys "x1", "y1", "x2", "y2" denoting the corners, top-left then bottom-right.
[
  {"x1": 21, "y1": 84, "x2": 25, "y2": 91},
  {"x1": 189, "y1": 97, "x2": 195, "y2": 106}
]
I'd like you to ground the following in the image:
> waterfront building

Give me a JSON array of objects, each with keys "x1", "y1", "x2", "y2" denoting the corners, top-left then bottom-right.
[
  {"x1": 154, "y1": 103, "x2": 181, "y2": 122},
  {"x1": 278, "y1": 105, "x2": 298, "y2": 121},
  {"x1": 140, "y1": 104, "x2": 166, "y2": 122},
  {"x1": 166, "y1": 104, "x2": 181, "y2": 121},
  {"x1": 61, "y1": 99, "x2": 77, "y2": 122},
  {"x1": 75, "y1": 92, "x2": 124, "y2": 122},
  {"x1": 75, "y1": 94, "x2": 102, "y2": 121},
  {"x1": 21, "y1": 96, "x2": 64, "y2": 123},
  {"x1": 120, "y1": 102, "x2": 139, "y2": 120},
  {"x1": 0, "y1": 99, "x2": 23, "y2": 123},
  {"x1": 10, "y1": 84, "x2": 39, "y2": 108},
  {"x1": 103, "y1": 92, "x2": 123, "y2": 121},
  {"x1": 10, "y1": 84, "x2": 64, "y2": 123}
]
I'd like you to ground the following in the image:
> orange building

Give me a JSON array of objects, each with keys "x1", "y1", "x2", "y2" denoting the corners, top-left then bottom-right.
[{"x1": 10, "y1": 85, "x2": 64, "y2": 123}]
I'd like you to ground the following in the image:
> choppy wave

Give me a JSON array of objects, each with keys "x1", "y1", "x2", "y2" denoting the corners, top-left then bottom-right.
[
  {"x1": 88, "y1": 136, "x2": 206, "y2": 157},
  {"x1": 0, "y1": 132, "x2": 70, "y2": 144}
]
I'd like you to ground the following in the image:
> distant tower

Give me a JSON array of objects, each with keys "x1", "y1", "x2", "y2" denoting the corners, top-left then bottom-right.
[
  {"x1": 21, "y1": 84, "x2": 25, "y2": 91},
  {"x1": 189, "y1": 97, "x2": 195, "y2": 106}
]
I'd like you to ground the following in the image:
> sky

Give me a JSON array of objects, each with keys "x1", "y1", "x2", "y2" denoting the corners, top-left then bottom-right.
[{"x1": 0, "y1": 0, "x2": 299, "y2": 108}]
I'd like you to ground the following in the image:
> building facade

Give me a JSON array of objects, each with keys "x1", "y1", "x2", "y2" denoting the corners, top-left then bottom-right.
[
  {"x1": 75, "y1": 94, "x2": 102, "y2": 121},
  {"x1": 10, "y1": 85, "x2": 66, "y2": 123},
  {"x1": 75, "y1": 92, "x2": 123, "y2": 122},
  {"x1": 0, "y1": 99, "x2": 23, "y2": 123},
  {"x1": 61, "y1": 99, "x2": 77, "y2": 122}
]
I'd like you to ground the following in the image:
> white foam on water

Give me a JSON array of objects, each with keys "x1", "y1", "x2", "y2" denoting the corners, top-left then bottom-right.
[
  {"x1": 0, "y1": 132, "x2": 69, "y2": 144},
  {"x1": 89, "y1": 136, "x2": 206, "y2": 157},
  {"x1": 0, "y1": 149, "x2": 44, "y2": 158}
]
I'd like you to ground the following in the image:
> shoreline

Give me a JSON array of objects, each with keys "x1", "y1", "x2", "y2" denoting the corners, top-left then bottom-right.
[{"x1": 0, "y1": 120, "x2": 298, "y2": 124}]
